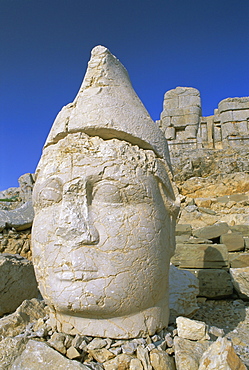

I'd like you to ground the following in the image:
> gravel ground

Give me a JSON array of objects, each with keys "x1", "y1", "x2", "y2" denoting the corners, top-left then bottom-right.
[{"x1": 192, "y1": 298, "x2": 249, "y2": 368}]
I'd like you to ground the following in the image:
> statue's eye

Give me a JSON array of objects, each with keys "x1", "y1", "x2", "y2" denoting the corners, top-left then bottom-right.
[
  {"x1": 35, "y1": 179, "x2": 62, "y2": 207},
  {"x1": 93, "y1": 183, "x2": 123, "y2": 204}
]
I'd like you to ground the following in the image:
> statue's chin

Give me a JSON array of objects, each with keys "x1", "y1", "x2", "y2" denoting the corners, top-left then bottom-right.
[
  {"x1": 49, "y1": 295, "x2": 169, "y2": 339},
  {"x1": 43, "y1": 293, "x2": 162, "y2": 319}
]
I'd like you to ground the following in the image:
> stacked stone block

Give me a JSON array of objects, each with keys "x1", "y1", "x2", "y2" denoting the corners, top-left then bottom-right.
[
  {"x1": 171, "y1": 222, "x2": 249, "y2": 299},
  {"x1": 218, "y1": 97, "x2": 249, "y2": 146},
  {"x1": 160, "y1": 87, "x2": 201, "y2": 148},
  {"x1": 159, "y1": 88, "x2": 249, "y2": 150}
]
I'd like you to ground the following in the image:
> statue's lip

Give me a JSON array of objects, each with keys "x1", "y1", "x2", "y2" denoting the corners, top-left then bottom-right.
[
  {"x1": 54, "y1": 266, "x2": 98, "y2": 281},
  {"x1": 54, "y1": 269, "x2": 98, "y2": 282}
]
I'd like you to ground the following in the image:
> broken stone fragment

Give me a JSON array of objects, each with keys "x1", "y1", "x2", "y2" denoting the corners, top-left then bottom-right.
[
  {"x1": 102, "y1": 353, "x2": 133, "y2": 370},
  {"x1": 48, "y1": 332, "x2": 67, "y2": 354},
  {"x1": 150, "y1": 348, "x2": 176, "y2": 370},
  {"x1": 229, "y1": 253, "x2": 249, "y2": 268},
  {"x1": 86, "y1": 338, "x2": 107, "y2": 350},
  {"x1": 192, "y1": 222, "x2": 230, "y2": 239},
  {"x1": 88, "y1": 348, "x2": 115, "y2": 363},
  {"x1": 174, "y1": 336, "x2": 211, "y2": 370},
  {"x1": 10, "y1": 339, "x2": 89, "y2": 369},
  {"x1": 0, "y1": 201, "x2": 34, "y2": 231},
  {"x1": 0, "y1": 337, "x2": 28, "y2": 369},
  {"x1": 66, "y1": 346, "x2": 81, "y2": 360},
  {"x1": 129, "y1": 358, "x2": 144, "y2": 370},
  {"x1": 176, "y1": 316, "x2": 209, "y2": 341},
  {"x1": 230, "y1": 267, "x2": 249, "y2": 299},
  {"x1": 198, "y1": 337, "x2": 247, "y2": 370},
  {"x1": 0, "y1": 298, "x2": 46, "y2": 338},
  {"x1": 175, "y1": 223, "x2": 192, "y2": 236},
  {"x1": 221, "y1": 233, "x2": 245, "y2": 252},
  {"x1": 136, "y1": 345, "x2": 152, "y2": 370}
]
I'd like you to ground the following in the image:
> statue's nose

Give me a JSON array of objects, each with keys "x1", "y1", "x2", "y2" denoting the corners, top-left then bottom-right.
[{"x1": 55, "y1": 189, "x2": 99, "y2": 246}]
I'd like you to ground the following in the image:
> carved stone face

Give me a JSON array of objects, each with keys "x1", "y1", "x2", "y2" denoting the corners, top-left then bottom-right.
[{"x1": 32, "y1": 133, "x2": 173, "y2": 324}]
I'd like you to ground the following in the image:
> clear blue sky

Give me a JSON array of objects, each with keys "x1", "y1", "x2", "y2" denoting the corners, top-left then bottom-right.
[{"x1": 1, "y1": 0, "x2": 248, "y2": 190}]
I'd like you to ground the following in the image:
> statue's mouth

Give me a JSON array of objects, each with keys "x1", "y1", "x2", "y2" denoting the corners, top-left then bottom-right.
[{"x1": 54, "y1": 266, "x2": 98, "y2": 281}]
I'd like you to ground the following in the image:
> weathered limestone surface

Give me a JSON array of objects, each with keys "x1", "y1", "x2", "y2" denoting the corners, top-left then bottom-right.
[
  {"x1": 103, "y1": 353, "x2": 133, "y2": 369},
  {"x1": 0, "y1": 254, "x2": 39, "y2": 316},
  {"x1": 0, "y1": 173, "x2": 35, "y2": 232},
  {"x1": 159, "y1": 87, "x2": 249, "y2": 151},
  {"x1": 176, "y1": 316, "x2": 209, "y2": 341},
  {"x1": 230, "y1": 267, "x2": 249, "y2": 299},
  {"x1": 231, "y1": 225, "x2": 249, "y2": 237},
  {"x1": 187, "y1": 269, "x2": 233, "y2": 298},
  {"x1": 160, "y1": 87, "x2": 201, "y2": 144},
  {"x1": 192, "y1": 222, "x2": 230, "y2": 239},
  {"x1": 0, "y1": 201, "x2": 34, "y2": 231},
  {"x1": 150, "y1": 348, "x2": 176, "y2": 370},
  {"x1": 229, "y1": 253, "x2": 249, "y2": 268},
  {"x1": 10, "y1": 339, "x2": 90, "y2": 370},
  {"x1": 0, "y1": 295, "x2": 247, "y2": 369},
  {"x1": 171, "y1": 148, "x2": 249, "y2": 183},
  {"x1": 174, "y1": 336, "x2": 210, "y2": 370},
  {"x1": 0, "y1": 337, "x2": 28, "y2": 370},
  {"x1": 171, "y1": 243, "x2": 229, "y2": 268},
  {"x1": 169, "y1": 265, "x2": 199, "y2": 322},
  {"x1": 0, "y1": 298, "x2": 46, "y2": 338},
  {"x1": 221, "y1": 233, "x2": 245, "y2": 251},
  {"x1": 32, "y1": 46, "x2": 179, "y2": 339},
  {"x1": 198, "y1": 337, "x2": 247, "y2": 370},
  {"x1": 0, "y1": 228, "x2": 32, "y2": 260},
  {"x1": 177, "y1": 173, "x2": 249, "y2": 198},
  {"x1": 175, "y1": 224, "x2": 192, "y2": 236}
]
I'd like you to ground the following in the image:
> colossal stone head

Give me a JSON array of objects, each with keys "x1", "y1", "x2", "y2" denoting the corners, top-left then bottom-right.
[{"x1": 32, "y1": 46, "x2": 179, "y2": 338}]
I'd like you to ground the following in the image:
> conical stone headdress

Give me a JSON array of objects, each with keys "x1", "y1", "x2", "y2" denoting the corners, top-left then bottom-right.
[{"x1": 44, "y1": 45, "x2": 172, "y2": 171}]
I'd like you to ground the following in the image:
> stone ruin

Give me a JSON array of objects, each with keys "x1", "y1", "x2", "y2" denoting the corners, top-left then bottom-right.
[{"x1": 159, "y1": 86, "x2": 249, "y2": 151}]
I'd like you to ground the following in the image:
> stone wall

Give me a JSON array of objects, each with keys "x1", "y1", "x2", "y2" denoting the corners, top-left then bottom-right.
[{"x1": 159, "y1": 87, "x2": 249, "y2": 151}]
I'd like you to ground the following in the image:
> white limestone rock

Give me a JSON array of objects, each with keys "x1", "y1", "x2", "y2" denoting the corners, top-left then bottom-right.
[
  {"x1": 0, "y1": 337, "x2": 28, "y2": 369},
  {"x1": 174, "y1": 336, "x2": 211, "y2": 370},
  {"x1": 198, "y1": 337, "x2": 247, "y2": 370},
  {"x1": 176, "y1": 316, "x2": 209, "y2": 341},
  {"x1": 103, "y1": 353, "x2": 133, "y2": 370},
  {"x1": 150, "y1": 348, "x2": 176, "y2": 369},
  {"x1": 0, "y1": 298, "x2": 46, "y2": 338},
  {"x1": 129, "y1": 358, "x2": 144, "y2": 370},
  {"x1": 169, "y1": 264, "x2": 199, "y2": 323},
  {"x1": 10, "y1": 339, "x2": 90, "y2": 370},
  {"x1": 136, "y1": 345, "x2": 152, "y2": 370}
]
